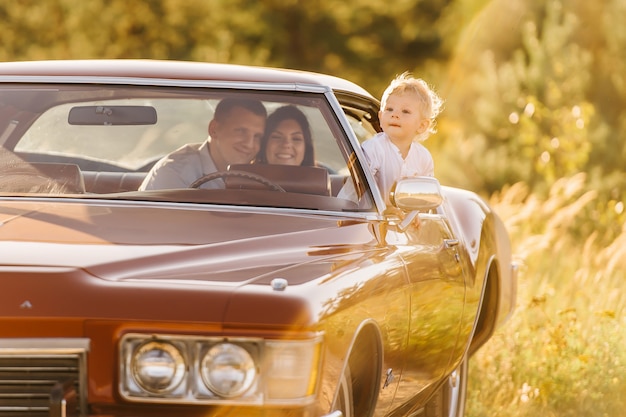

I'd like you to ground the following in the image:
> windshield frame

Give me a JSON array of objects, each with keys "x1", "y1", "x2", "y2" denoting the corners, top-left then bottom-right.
[{"x1": 0, "y1": 77, "x2": 382, "y2": 213}]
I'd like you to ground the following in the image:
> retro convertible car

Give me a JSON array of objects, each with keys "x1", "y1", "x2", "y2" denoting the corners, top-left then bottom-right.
[{"x1": 0, "y1": 60, "x2": 516, "y2": 417}]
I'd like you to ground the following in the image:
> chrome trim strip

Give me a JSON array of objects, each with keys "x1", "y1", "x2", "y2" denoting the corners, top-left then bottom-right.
[
  {"x1": 0, "y1": 75, "x2": 331, "y2": 93},
  {"x1": 323, "y1": 90, "x2": 386, "y2": 213},
  {"x1": 0, "y1": 338, "x2": 89, "y2": 352},
  {"x1": 0, "y1": 196, "x2": 382, "y2": 220}
]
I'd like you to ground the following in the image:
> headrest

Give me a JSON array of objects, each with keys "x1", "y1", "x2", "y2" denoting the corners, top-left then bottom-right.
[
  {"x1": 226, "y1": 164, "x2": 331, "y2": 196},
  {"x1": 0, "y1": 162, "x2": 85, "y2": 193}
]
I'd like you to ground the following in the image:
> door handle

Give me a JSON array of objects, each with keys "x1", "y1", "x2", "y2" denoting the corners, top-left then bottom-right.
[{"x1": 444, "y1": 239, "x2": 459, "y2": 248}]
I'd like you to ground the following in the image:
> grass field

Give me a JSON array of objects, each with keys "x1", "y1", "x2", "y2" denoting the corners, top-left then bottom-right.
[{"x1": 466, "y1": 174, "x2": 626, "y2": 417}]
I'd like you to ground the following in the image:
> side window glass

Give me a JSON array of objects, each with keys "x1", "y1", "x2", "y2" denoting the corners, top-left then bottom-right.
[
  {"x1": 344, "y1": 109, "x2": 378, "y2": 144},
  {"x1": 332, "y1": 107, "x2": 380, "y2": 210}
]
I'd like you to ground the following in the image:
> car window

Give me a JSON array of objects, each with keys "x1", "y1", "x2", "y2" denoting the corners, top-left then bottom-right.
[
  {"x1": 16, "y1": 98, "x2": 211, "y2": 171},
  {"x1": 344, "y1": 107, "x2": 378, "y2": 144},
  {"x1": 0, "y1": 85, "x2": 375, "y2": 211}
]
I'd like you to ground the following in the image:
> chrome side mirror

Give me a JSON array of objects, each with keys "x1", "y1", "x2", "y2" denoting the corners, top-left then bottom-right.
[{"x1": 390, "y1": 176, "x2": 443, "y2": 212}]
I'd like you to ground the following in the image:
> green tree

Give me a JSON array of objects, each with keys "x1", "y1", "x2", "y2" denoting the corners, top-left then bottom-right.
[
  {"x1": 436, "y1": 0, "x2": 625, "y2": 241},
  {"x1": 438, "y1": 0, "x2": 600, "y2": 193},
  {"x1": 0, "y1": 0, "x2": 489, "y2": 95}
]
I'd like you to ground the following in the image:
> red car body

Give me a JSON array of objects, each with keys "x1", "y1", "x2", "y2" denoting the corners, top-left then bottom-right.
[{"x1": 0, "y1": 60, "x2": 516, "y2": 417}]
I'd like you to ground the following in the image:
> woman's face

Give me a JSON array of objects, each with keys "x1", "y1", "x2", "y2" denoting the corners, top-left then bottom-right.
[{"x1": 265, "y1": 119, "x2": 306, "y2": 165}]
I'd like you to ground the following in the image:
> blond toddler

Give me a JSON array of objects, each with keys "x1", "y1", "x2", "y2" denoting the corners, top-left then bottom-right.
[{"x1": 364, "y1": 72, "x2": 443, "y2": 200}]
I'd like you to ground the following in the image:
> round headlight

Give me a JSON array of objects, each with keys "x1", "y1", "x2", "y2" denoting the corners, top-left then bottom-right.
[
  {"x1": 200, "y1": 343, "x2": 256, "y2": 398},
  {"x1": 131, "y1": 340, "x2": 186, "y2": 394}
]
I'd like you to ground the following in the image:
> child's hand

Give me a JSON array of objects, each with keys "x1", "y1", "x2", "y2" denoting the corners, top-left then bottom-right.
[{"x1": 384, "y1": 207, "x2": 421, "y2": 230}]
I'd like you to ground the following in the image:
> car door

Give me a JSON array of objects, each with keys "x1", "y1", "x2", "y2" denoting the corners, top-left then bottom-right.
[
  {"x1": 338, "y1": 98, "x2": 466, "y2": 409},
  {"x1": 383, "y1": 210, "x2": 467, "y2": 409}
]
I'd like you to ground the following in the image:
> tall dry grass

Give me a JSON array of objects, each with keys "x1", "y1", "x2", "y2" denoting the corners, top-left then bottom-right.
[{"x1": 467, "y1": 173, "x2": 626, "y2": 417}]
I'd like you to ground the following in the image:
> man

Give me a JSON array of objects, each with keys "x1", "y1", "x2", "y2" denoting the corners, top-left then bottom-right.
[{"x1": 139, "y1": 97, "x2": 267, "y2": 190}]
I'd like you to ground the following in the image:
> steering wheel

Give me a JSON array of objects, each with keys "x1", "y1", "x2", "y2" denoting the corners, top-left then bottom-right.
[{"x1": 190, "y1": 170, "x2": 286, "y2": 192}]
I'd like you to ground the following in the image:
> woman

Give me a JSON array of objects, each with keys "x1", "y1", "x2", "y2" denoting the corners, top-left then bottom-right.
[{"x1": 256, "y1": 105, "x2": 315, "y2": 166}]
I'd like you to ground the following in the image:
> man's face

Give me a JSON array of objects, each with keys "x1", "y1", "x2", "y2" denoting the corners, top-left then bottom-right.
[{"x1": 209, "y1": 106, "x2": 265, "y2": 171}]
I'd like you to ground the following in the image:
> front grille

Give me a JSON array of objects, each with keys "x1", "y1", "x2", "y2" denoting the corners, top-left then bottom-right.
[{"x1": 0, "y1": 339, "x2": 89, "y2": 417}]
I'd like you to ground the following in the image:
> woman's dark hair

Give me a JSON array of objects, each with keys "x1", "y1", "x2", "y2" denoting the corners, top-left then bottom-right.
[{"x1": 256, "y1": 105, "x2": 315, "y2": 166}]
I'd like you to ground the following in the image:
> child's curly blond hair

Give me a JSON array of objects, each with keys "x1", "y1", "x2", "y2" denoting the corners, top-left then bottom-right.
[{"x1": 381, "y1": 72, "x2": 443, "y2": 141}]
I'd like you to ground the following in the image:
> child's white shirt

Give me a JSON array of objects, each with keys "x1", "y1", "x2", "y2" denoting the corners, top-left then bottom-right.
[{"x1": 362, "y1": 132, "x2": 434, "y2": 198}]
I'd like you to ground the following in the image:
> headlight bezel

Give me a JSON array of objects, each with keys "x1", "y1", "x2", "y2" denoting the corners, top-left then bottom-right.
[
  {"x1": 130, "y1": 339, "x2": 187, "y2": 396},
  {"x1": 119, "y1": 333, "x2": 323, "y2": 406},
  {"x1": 197, "y1": 342, "x2": 257, "y2": 398}
]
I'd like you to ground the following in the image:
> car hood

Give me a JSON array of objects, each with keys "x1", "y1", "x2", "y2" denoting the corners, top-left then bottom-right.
[
  {"x1": 0, "y1": 200, "x2": 381, "y2": 325},
  {"x1": 0, "y1": 200, "x2": 376, "y2": 280}
]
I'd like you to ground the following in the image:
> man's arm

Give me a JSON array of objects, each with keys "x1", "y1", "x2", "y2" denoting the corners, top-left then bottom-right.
[{"x1": 139, "y1": 162, "x2": 190, "y2": 190}]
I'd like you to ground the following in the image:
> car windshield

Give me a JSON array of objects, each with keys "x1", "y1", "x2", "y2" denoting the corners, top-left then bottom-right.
[{"x1": 0, "y1": 84, "x2": 375, "y2": 211}]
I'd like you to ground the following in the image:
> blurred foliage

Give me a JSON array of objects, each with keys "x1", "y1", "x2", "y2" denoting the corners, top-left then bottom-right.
[
  {"x1": 434, "y1": 0, "x2": 626, "y2": 244},
  {"x1": 0, "y1": 0, "x2": 491, "y2": 96},
  {"x1": 466, "y1": 176, "x2": 626, "y2": 417}
]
